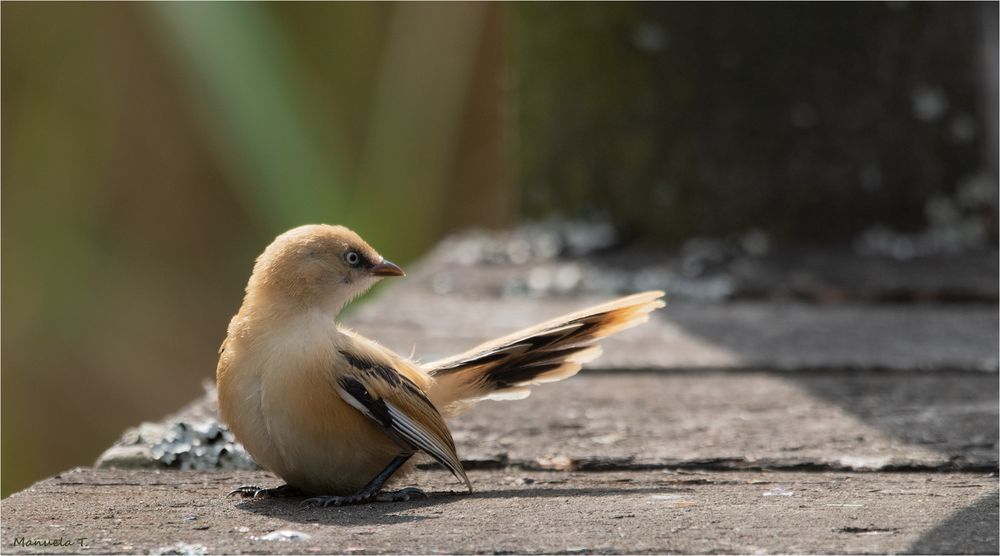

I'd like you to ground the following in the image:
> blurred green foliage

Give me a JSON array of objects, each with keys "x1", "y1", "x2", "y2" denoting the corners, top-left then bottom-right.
[
  {"x1": 150, "y1": 2, "x2": 349, "y2": 229},
  {"x1": 2, "y1": 2, "x2": 507, "y2": 497}
]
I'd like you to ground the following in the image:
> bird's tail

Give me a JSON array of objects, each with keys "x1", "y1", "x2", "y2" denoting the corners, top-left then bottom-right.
[{"x1": 424, "y1": 291, "x2": 665, "y2": 414}]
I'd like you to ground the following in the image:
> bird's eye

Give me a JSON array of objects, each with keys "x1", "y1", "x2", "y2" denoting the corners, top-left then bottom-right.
[{"x1": 344, "y1": 250, "x2": 362, "y2": 267}]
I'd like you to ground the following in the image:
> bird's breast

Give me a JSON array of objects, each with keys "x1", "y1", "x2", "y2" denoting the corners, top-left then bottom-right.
[{"x1": 217, "y1": 311, "x2": 399, "y2": 494}]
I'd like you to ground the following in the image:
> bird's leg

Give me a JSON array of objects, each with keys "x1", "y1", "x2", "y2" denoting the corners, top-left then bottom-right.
[
  {"x1": 301, "y1": 453, "x2": 426, "y2": 508},
  {"x1": 228, "y1": 483, "x2": 303, "y2": 499}
]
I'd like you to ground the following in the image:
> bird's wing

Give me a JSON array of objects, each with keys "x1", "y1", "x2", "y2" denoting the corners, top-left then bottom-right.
[
  {"x1": 424, "y1": 290, "x2": 665, "y2": 412},
  {"x1": 333, "y1": 348, "x2": 471, "y2": 492}
]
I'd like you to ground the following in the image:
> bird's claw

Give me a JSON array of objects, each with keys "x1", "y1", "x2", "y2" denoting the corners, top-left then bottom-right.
[
  {"x1": 300, "y1": 487, "x2": 428, "y2": 508},
  {"x1": 228, "y1": 485, "x2": 267, "y2": 498},
  {"x1": 300, "y1": 495, "x2": 359, "y2": 508},
  {"x1": 375, "y1": 486, "x2": 428, "y2": 503},
  {"x1": 228, "y1": 484, "x2": 301, "y2": 499}
]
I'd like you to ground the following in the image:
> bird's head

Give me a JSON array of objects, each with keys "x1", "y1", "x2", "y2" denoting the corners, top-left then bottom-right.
[{"x1": 246, "y1": 224, "x2": 404, "y2": 314}]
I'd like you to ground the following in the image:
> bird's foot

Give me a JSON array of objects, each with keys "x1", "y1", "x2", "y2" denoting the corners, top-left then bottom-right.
[
  {"x1": 300, "y1": 486, "x2": 428, "y2": 508},
  {"x1": 375, "y1": 486, "x2": 428, "y2": 503},
  {"x1": 228, "y1": 484, "x2": 303, "y2": 499}
]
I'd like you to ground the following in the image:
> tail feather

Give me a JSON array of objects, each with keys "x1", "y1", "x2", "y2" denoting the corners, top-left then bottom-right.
[{"x1": 425, "y1": 291, "x2": 665, "y2": 413}]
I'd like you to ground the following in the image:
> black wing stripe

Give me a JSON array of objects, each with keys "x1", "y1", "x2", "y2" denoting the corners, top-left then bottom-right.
[
  {"x1": 386, "y1": 405, "x2": 446, "y2": 459},
  {"x1": 429, "y1": 321, "x2": 596, "y2": 377},
  {"x1": 340, "y1": 350, "x2": 404, "y2": 387},
  {"x1": 337, "y1": 376, "x2": 393, "y2": 428},
  {"x1": 340, "y1": 349, "x2": 438, "y2": 403},
  {"x1": 335, "y1": 368, "x2": 472, "y2": 491},
  {"x1": 485, "y1": 363, "x2": 565, "y2": 389},
  {"x1": 384, "y1": 402, "x2": 472, "y2": 491}
]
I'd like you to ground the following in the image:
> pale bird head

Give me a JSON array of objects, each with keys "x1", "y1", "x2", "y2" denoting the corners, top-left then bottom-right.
[{"x1": 247, "y1": 224, "x2": 404, "y2": 313}]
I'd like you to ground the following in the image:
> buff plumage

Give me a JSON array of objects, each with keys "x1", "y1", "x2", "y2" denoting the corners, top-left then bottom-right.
[{"x1": 217, "y1": 224, "x2": 664, "y2": 506}]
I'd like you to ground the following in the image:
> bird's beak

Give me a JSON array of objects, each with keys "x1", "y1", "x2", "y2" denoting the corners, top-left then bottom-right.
[{"x1": 370, "y1": 259, "x2": 405, "y2": 277}]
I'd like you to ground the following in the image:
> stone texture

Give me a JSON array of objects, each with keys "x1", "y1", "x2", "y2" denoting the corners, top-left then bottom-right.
[
  {"x1": 448, "y1": 372, "x2": 998, "y2": 472},
  {"x1": 2, "y1": 468, "x2": 996, "y2": 555},
  {"x1": 97, "y1": 372, "x2": 999, "y2": 473}
]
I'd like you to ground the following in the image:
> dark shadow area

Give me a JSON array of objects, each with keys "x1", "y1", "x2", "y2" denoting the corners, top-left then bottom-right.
[
  {"x1": 785, "y1": 370, "x2": 998, "y2": 468},
  {"x1": 668, "y1": 301, "x2": 998, "y2": 468},
  {"x1": 907, "y1": 491, "x2": 999, "y2": 555},
  {"x1": 234, "y1": 484, "x2": 674, "y2": 526}
]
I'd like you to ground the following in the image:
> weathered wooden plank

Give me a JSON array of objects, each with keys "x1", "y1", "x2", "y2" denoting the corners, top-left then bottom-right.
[
  {"x1": 2, "y1": 468, "x2": 996, "y2": 554},
  {"x1": 446, "y1": 373, "x2": 998, "y2": 471},
  {"x1": 96, "y1": 371, "x2": 998, "y2": 472}
]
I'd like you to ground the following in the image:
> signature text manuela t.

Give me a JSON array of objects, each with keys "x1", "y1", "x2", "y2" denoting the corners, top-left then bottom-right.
[{"x1": 12, "y1": 537, "x2": 87, "y2": 547}]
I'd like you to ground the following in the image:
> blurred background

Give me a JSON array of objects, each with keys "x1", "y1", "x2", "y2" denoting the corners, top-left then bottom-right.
[{"x1": 2, "y1": 2, "x2": 996, "y2": 497}]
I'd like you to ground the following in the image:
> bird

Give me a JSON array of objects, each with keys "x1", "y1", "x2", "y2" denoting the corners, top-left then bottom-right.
[{"x1": 217, "y1": 224, "x2": 665, "y2": 507}]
